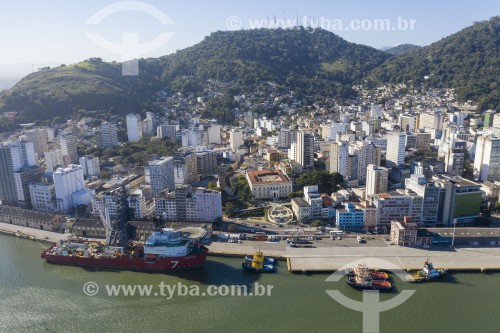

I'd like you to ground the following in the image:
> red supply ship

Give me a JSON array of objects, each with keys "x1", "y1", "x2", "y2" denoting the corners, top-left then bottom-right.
[{"x1": 41, "y1": 228, "x2": 208, "y2": 272}]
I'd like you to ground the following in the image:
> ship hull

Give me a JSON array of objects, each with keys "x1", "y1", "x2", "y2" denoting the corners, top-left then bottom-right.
[{"x1": 41, "y1": 246, "x2": 208, "y2": 272}]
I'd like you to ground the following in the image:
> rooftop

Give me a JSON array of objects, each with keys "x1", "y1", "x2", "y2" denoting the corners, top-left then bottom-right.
[
  {"x1": 246, "y1": 170, "x2": 291, "y2": 185},
  {"x1": 0, "y1": 205, "x2": 65, "y2": 223}
]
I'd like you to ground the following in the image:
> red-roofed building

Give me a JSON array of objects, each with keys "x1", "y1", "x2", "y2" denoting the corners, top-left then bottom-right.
[{"x1": 245, "y1": 170, "x2": 292, "y2": 200}]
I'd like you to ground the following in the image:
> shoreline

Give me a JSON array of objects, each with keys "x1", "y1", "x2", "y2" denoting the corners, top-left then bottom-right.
[{"x1": 2, "y1": 221, "x2": 499, "y2": 273}]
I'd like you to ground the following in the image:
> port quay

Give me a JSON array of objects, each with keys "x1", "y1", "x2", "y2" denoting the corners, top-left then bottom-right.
[{"x1": 4, "y1": 222, "x2": 499, "y2": 274}]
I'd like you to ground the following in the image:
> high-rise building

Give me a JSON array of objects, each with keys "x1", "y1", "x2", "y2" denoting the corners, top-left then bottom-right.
[
  {"x1": 398, "y1": 114, "x2": 416, "y2": 132},
  {"x1": 444, "y1": 149, "x2": 465, "y2": 177},
  {"x1": 79, "y1": 155, "x2": 100, "y2": 177},
  {"x1": 294, "y1": 131, "x2": 314, "y2": 169},
  {"x1": 97, "y1": 122, "x2": 118, "y2": 148},
  {"x1": 29, "y1": 183, "x2": 56, "y2": 212},
  {"x1": 60, "y1": 132, "x2": 78, "y2": 165},
  {"x1": 321, "y1": 123, "x2": 346, "y2": 141},
  {"x1": 24, "y1": 128, "x2": 48, "y2": 157},
  {"x1": 484, "y1": 110, "x2": 496, "y2": 128},
  {"x1": 365, "y1": 164, "x2": 389, "y2": 198},
  {"x1": 145, "y1": 112, "x2": 156, "y2": 134},
  {"x1": 350, "y1": 141, "x2": 381, "y2": 183},
  {"x1": 473, "y1": 135, "x2": 500, "y2": 182},
  {"x1": 0, "y1": 140, "x2": 37, "y2": 206},
  {"x1": 330, "y1": 141, "x2": 349, "y2": 177},
  {"x1": 230, "y1": 129, "x2": 244, "y2": 152},
  {"x1": 154, "y1": 186, "x2": 222, "y2": 222},
  {"x1": 196, "y1": 150, "x2": 218, "y2": 178},
  {"x1": 277, "y1": 130, "x2": 293, "y2": 148},
  {"x1": 53, "y1": 164, "x2": 91, "y2": 213},
  {"x1": 386, "y1": 132, "x2": 406, "y2": 167},
  {"x1": 371, "y1": 191, "x2": 423, "y2": 228},
  {"x1": 147, "y1": 156, "x2": 174, "y2": 196},
  {"x1": 433, "y1": 175, "x2": 482, "y2": 226},
  {"x1": 13, "y1": 166, "x2": 44, "y2": 207},
  {"x1": 44, "y1": 149, "x2": 64, "y2": 172},
  {"x1": 207, "y1": 125, "x2": 221, "y2": 144},
  {"x1": 157, "y1": 124, "x2": 177, "y2": 141},
  {"x1": 126, "y1": 113, "x2": 142, "y2": 142},
  {"x1": 405, "y1": 174, "x2": 442, "y2": 226},
  {"x1": 173, "y1": 151, "x2": 198, "y2": 185}
]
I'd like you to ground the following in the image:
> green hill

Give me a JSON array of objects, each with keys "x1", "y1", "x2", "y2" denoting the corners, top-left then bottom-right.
[
  {"x1": 370, "y1": 16, "x2": 500, "y2": 110},
  {"x1": 1, "y1": 18, "x2": 499, "y2": 122},
  {"x1": 0, "y1": 28, "x2": 389, "y2": 122},
  {"x1": 382, "y1": 44, "x2": 421, "y2": 55}
]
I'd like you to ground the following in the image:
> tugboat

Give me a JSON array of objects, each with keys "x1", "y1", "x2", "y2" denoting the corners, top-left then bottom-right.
[
  {"x1": 347, "y1": 275, "x2": 392, "y2": 291},
  {"x1": 244, "y1": 254, "x2": 276, "y2": 265},
  {"x1": 242, "y1": 250, "x2": 275, "y2": 273},
  {"x1": 345, "y1": 264, "x2": 389, "y2": 280},
  {"x1": 406, "y1": 258, "x2": 447, "y2": 283}
]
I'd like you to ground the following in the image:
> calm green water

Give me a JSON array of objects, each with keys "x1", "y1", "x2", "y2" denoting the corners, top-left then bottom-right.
[{"x1": 0, "y1": 233, "x2": 499, "y2": 333}]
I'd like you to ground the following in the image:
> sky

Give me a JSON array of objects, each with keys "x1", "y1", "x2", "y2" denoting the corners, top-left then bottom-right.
[{"x1": 0, "y1": 0, "x2": 498, "y2": 76}]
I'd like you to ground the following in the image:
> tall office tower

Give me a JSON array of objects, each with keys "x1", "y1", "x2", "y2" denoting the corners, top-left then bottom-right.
[
  {"x1": 229, "y1": 129, "x2": 244, "y2": 152},
  {"x1": 0, "y1": 140, "x2": 37, "y2": 206},
  {"x1": 79, "y1": 155, "x2": 100, "y2": 177},
  {"x1": 365, "y1": 164, "x2": 389, "y2": 198},
  {"x1": 44, "y1": 149, "x2": 64, "y2": 172},
  {"x1": 126, "y1": 113, "x2": 143, "y2": 142},
  {"x1": 473, "y1": 135, "x2": 500, "y2": 182},
  {"x1": 330, "y1": 141, "x2": 349, "y2": 177},
  {"x1": 24, "y1": 128, "x2": 48, "y2": 157},
  {"x1": 386, "y1": 132, "x2": 406, "y2": 167},
  {"x1": 207, "y1": 124, "x2": 221, "y2": 144},
  {"x1": 53, "y1": 164, "x2": 90, "y2": 213},
  {"x1": 295, "y1": 131, "x2": 314, "y2": 169},
  {"x1": 98, "y1": 122, "x2": 118, "y2": 148},
  {"x1": 147, "y1": 156, "x2": 174, "y2": 196},
  {"x1": 60, "y1": 132, "x2": 78, "y2": 165},
  {"x1": 350, "y1": 141, "x2": 381, "y2": 184}
]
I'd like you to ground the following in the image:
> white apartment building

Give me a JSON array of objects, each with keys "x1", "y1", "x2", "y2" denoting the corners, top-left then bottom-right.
[
  {"x1": 386, "y1": 132, "x2": 406, "y2": 167},
  {"x1": 147, "y1": 157, "x2": 174, "y2": 196},
  {"x1": 365, "y1": 164, "x2": 389, "y2": 198},
  {"x1": 126, "y1": 113, "x2": 143, "y2": 142},
  {"x1": 79, "y1": 155, "x2": 100, "y2": 177},
  {"x1": 474, "y1": 135, "x2": 500, "y2": 182}
]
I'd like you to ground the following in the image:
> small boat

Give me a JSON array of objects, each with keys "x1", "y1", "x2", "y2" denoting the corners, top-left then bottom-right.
[
  {"x1": 242, "y1": 250, "x2": 275, "y2": 273},
  {"x1": 406, "y1": 258, "x2": 447, "y2": 283},
  {"x1": 244, "y1": 255, "x2": 276, "y2": 265},
  {"x1": 345, "y1": 264, "x2": 389, "y2": 280},
  {"x1": 15, "y1": 232, "x2": 28, "y2": 239},
  {"x1": 347, "y1": 275, "x2": 392, "y2": 291}
]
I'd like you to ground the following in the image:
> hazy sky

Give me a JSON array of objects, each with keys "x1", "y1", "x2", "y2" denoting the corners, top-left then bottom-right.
[{"x1": 0, "y1": 0, "x2": 498, "y2": 69}]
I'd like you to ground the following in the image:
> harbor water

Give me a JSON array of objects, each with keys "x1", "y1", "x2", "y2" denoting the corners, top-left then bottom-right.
[{"x1": 0, "y1": 233, "x2": 499, "y2": 333}]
